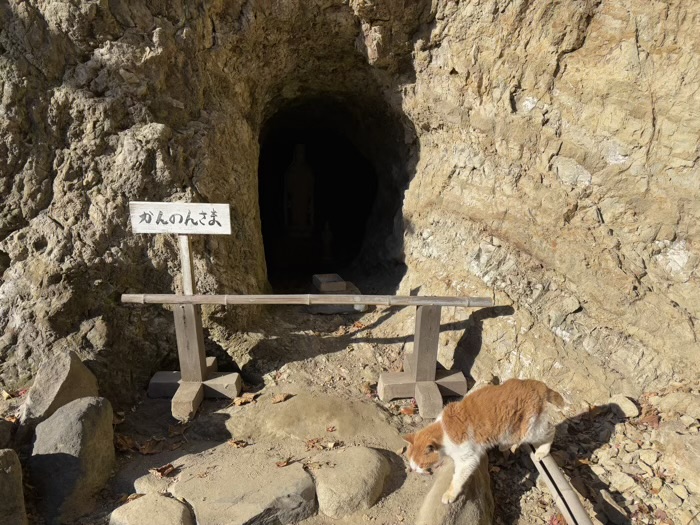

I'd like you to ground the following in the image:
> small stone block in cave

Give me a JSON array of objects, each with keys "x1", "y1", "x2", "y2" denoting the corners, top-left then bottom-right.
[{"x1": 312, "y1": 273, "x2": 347, "y2": 292}]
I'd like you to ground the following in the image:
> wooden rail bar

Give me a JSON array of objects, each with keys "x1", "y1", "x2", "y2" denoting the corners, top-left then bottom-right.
[{"x1": 121, "y1": 294, "x2": 494, "y2": 308}]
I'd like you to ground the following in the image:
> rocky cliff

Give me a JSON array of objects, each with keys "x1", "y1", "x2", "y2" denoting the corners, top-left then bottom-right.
[{"x1": 0, "y1": 0, "x2": 697, "y2": 403}]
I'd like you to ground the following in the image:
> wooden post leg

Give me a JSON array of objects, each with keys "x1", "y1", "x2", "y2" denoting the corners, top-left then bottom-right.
[
  {"x1": 409, "y1": 305, "x2": 441, "y2": 382},
  {"x1": 377, "y1": 305, "x2": 443, "y2": 413},
  {"x1": 174, "y1": 304, "x2": 207, "y2": 382},
  {"x1": 172, "y1": 235, "x2": 207, "y2": 417}
]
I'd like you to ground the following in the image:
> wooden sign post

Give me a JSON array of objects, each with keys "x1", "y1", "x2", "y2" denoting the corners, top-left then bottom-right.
[{"x1": 129, "y1": 202, "x2": 241, "y2": 421}]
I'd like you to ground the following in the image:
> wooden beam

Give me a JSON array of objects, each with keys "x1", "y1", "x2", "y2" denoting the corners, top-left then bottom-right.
[
  {"x1": 171, "y1": 381, "x2": 204, "y2": 422},
  {"x1": 409, "y1": 305, "x2": 441, "y2": 382},
  {"x1": 415, "y1": 381, "x2": 444, "y2": 419},
  {"x1": 122, "y1": 293, "x2": 494, "y2": 308}
]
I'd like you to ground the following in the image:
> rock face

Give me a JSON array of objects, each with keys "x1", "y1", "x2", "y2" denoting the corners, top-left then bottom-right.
[
  {"x1": 416, "y1": 456, "x2": 494, "y2": 525},
  {"x1": 314, "y1": 446, "x2": 391, "y2": 518},
  {"x1": 109, "y1": 493, "x2": 194, "y2": 525},
  {"x1": 0, "y1": 449, "x2": 28, "y2": 525},
  {"x1": 19, "y1": 350, "x2": 98, "y2": 430},
  {"x1": 29, "y1": 397, "x2": 115, "y2": 523},
  {"x1": 0, "y1": 0, "x2": 698, "y2": 405}
]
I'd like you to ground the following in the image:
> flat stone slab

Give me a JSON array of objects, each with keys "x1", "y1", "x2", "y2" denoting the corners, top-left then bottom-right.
[
  {"x1": 110, "y1": 493, "x2": 194, "y2": 525},
  {"x1": 170, "y1": 443, "x2": 317, "y2": 525},
  {"x1": 226, "y1": 391, "x2": 405, "y2": 451},
  {"x1": 314, "y1": 446, "x2": 390, "y2": 518}
]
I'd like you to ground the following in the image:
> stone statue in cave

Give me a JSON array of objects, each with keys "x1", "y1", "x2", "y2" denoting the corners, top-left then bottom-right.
[{"x1": 283, "y1": 143, "x2": 315, "y2": 237}]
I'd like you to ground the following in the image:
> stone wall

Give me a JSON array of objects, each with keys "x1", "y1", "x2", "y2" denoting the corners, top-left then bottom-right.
[{"x1": 0, "y1": 0, "x2": 697, "y2": 403}]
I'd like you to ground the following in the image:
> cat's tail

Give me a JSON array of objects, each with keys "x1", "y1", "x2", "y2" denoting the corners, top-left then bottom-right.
[{"x1": 546, "y1": 388, "x2": 566, "y2": 408}]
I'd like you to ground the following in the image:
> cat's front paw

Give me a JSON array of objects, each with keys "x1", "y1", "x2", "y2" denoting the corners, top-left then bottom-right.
[{"x1": 441, "y1": 490, "x2": 457, "y2": 504}]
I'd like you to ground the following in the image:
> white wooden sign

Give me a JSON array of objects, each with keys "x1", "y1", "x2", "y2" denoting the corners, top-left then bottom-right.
[{"x1": 129, "y1": 202, "x2": 231, "y2": 235}]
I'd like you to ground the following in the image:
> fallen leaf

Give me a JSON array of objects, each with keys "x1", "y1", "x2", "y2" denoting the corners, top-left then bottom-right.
[
  {"x1": 325, "y1": 441, "x2": 343, "y2": 450},
  {"x1": 1, "y1": 390, "x2": 12, "y2": 400},
  {"x1": 271, "y1": 393, "x2": 293, "y2": 404},
  {"x1": 114, "y1": 433, "x2": 138, "y2": 453},
  {"x1": 16, "y1": 388, "x2": 28, "y2": 398},
  {"x1": 113, "y1": 412, "x2": 126, "y2": 426},
  {"x1": 232, "y1": 392, "x2": 258, "y2": 406},
  {"x1": 638, "y1": 411, "x2": 660, "y2": 429},
  {"x1": 353, "y1": 322, "x2": 365, "y2": 330},
  {"x1": 276, "y1": 457, "x2": 293, "y2": 468},
  {"x1": 149, "y1": 463, "x2": 179, "y2": 478},
  {"x1": 400, "y1": 406, "x2": 417, "y2": 416},
  {"x1": 138, "y1": 437, "x2": 165, "y2": 455},
  {"x1": 228, "y1": 439, "x2": 249, "y2": 448},
  {"x1": 326, "y1": 425, "x2": 336, "y2": 433},
  {"x1": 489, "y1": 466, "x2": 501, "y2": 473},
  {"x1": 396, "y1": 446, "x2": 406, "y2": 455},
  {"x1": 169, "y1": 441, "x2": 184, "y2": 451},
  {"x1": 305, "y1": 438, "x2": 321, "y2": 450},
  {"x1": 360, "y1": 382, "x2": 373, "y2": 395},
  {"x1": 4, "y1": 416, "x2": 18, "y2": 424}
]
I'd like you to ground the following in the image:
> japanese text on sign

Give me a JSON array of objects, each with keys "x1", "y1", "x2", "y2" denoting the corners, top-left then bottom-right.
[{"x1": 129, "y1": 202, "x2": 231, "y2": 235}]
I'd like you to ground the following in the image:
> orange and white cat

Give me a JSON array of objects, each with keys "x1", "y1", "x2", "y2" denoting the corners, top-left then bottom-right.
[{"x1": 404, "y1": 378, "x2": 565, "y2": 504}]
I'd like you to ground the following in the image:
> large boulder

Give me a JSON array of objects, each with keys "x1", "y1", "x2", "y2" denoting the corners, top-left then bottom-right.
[
  {"x1": 109, "y1": 493, "x2": 194, "y2": 525},
  {"x1": 19, "y1": 351, "x2": 98, "y2": 431},
  {"x1": 314, "y1": 446, "x2": 391, "y2": 518},
  {"x1": 416, "y1": 456, "x2": 494, "y2": 525},
  {"x1": 0, "y1": 449, "x2": 28, "y2": 525},
  {"x1": 29, "y1": 397, "x2": 115, "y2": 523},
  {"x1": 170, "y1": 442, "x2": 317, "y2": 525}
]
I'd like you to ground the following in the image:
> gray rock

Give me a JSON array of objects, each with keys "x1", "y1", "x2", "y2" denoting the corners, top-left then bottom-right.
[
  {"x1": 0, "y1": 419, "x2": 13, "y2": 448},
  {"x1": 416, "y1": 456, "x2": 494, "y2": 525},
  {"x1": 170, "y1": 443, "x2": 316, "y2": 525},
  {"x1": 29, "y1": 397, "x2": 115, "y2": 523},
  {"x1": 658, "y1": 485, "x2": 682, "y2": 508},
  {"x1": 314, "y1": 447, "x2": 390, "y2": 518},
  {"x1": 133, "y1": 472, "x2": 173, "y2": 495},
  {"x1": 109, "y1": 493, "x2": 194, "y2": 525},
  {"x1": 0, "y1": 449, "x2": 28, "y2": 525},
  {"x1": 639, "y1": 449, "x2": 658, "y2": 466},
  {"x1": 609, "y1": 472, "x2": 636, "y2": 493},
  {"x1": 609, "y1": 395, "x2": 640, "y2": 418},
  {"x1": 19, "y1": 351, "x2": 98, "y2": 431}
]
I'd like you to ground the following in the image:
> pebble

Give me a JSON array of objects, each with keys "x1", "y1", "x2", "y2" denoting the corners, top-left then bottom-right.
[
  {"x1": 624, "y1": 442, "x2": 639, "y2": 452},
  {"x1": 609, "y1": 472, "x2": 637, "y2": 493},
  {"x1": 659, "y1": 485, "x2": 682, "y2": 508},
  {"x1": 609, "y1": 395, "x2": 640, "y2": 418},
  {"x1": 639, "y1": 449, "x2": 658, "y2": 466},
  {"x1": 680, "y1": 415, "x2": 697, "y2": 428},
  {"x1": 671, "y1": 484, "x2": 689, "y2": 500},
  {"x1": 650, "y1": 478, "x2": 664, "y2": 492}
]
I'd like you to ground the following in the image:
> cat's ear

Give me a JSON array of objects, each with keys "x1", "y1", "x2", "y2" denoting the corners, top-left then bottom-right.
[{"x1": 402, "y1": 433, "x2": 415, "y2": 445}]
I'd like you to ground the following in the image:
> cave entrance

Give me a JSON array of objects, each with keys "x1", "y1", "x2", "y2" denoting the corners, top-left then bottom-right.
[{"x1": 259, "y1": 95, "x2": 408, "y2": 292}]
